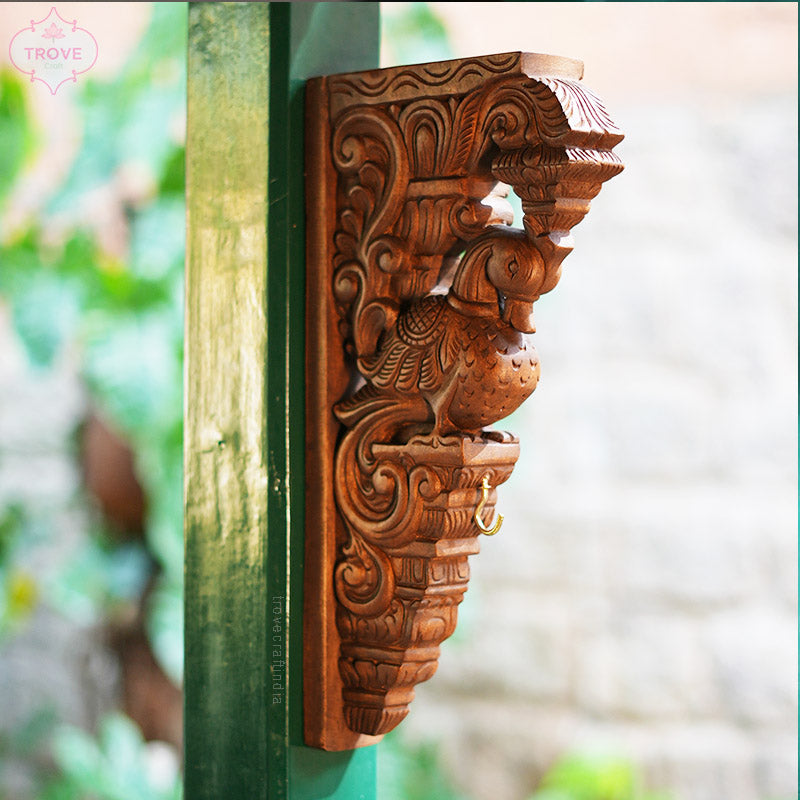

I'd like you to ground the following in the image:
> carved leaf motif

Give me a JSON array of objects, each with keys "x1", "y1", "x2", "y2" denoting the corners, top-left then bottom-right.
[
  {"x1": 397, "y1": 100, "x2": 453, "y2": 176},
  {"x1": 537, "y1": 77, "x2": 624, "y2": 148},
  {"x1": 333, "y1": 107, "x2": 411, "y2": 357}
]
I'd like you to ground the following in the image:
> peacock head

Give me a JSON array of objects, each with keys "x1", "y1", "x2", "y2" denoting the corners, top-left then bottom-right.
[
  {"x1": 483, "y1": 229, "x2": 547, "y2": 333},
  {"x1": 449, "y1": 226, "x2": 559, "y2": 334}
]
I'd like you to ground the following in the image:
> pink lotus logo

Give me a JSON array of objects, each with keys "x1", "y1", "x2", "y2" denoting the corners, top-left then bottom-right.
[
  {"x1": 42, "y1": 23, "x2": 66, "y2": 42},
  {"x1": 9, "y1": 7, "x2": 99, "y2": 95}
]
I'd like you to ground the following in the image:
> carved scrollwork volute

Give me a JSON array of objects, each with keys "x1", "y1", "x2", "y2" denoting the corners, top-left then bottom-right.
[
  {"x1": 332, "y1": 107, "x2": 411, "y2": 358},
  {"x1": 304, "y1": 52, "x2": 624, "y2": 747}
]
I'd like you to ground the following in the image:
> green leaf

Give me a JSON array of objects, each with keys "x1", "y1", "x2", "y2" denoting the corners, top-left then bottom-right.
[
  {"x1": 99, "y1": 713, "x2": 145, "y2": 781},
  {"x1": 527, "y1": 791, "x2": 573, "y2": 800},
  {"x1": 10, "y1": 271, "x2": 81, "y2": 367},
  {"x1": 0, "y1": 229, "x2": 40, "y2": 291},
  {"x1": 0, "y1": 503, "x2": 24, "y2": 566},
  {"x1": 379, "y1": 732, "x2": 467, "y2": 800},
  {"x1": 7, "y1": 706, "x2": 58, "y2": 757},
  {"x1": 129, "y1": 197, "x2": 185, "y2": 281},
  {"x1": 81, "y1": 312, "x2": 182, "y2": 436},
  {"x1": 37, "y1": 779, "x2": 83, "y2": 800},
  {"x1": 0, "y1": 67, "x2": 35, "y2": 203},
  {"x1": 539, "y1": 753, "x2": 635, "y2": 800},
  {"x1": 48, "y1": 713, "x2": 181, "y2": 800},
  {"x1": 381, "y1": 3, "x2": 452, "y2": 65},
  {"x1": 528, "y1": 752, "x2": 672, "y2": 800},
  {"x1": 51, "y1": 725, "x2": 103, "y2": 785},
  {"x1": 45, "y1": 536, "x2": 151, "y2": 625},
  {"x1": 158, "y1": 147, "x2": 185, "y2": 196},
  {"x1": 146, "y1": 577, "x2": 184, "y2": 685}
]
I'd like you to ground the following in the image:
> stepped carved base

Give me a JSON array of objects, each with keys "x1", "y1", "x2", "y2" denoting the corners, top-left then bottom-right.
[{"x1": 336, "y1": 437, "x2": 518, "y2": 736}]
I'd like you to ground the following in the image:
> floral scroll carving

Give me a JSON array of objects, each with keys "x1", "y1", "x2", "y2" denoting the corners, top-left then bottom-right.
[{"x1": 304, "y1": 52, "x2": 623, "y2": 750}]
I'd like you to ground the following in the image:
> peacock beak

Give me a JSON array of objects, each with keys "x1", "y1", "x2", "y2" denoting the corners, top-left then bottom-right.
[{"x1": 502, "y1": 297, "x2": 536, "y2": 333}]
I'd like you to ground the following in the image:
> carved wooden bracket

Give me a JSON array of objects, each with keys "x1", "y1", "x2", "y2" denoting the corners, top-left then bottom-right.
[{"x1": 304, "y1": 52, "x2": 623, "y2": 750}]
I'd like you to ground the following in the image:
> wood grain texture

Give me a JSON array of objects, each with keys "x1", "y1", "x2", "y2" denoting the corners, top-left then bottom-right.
[
  {"x1": 305, "y1": 52, "x2": 624, "y2": 748},
  {"x1": 186, "y1": 2, "x2": 379, "y2": 795},
  {"x1": 185, "y1": 3, "x2": 273, "y2": 795}
]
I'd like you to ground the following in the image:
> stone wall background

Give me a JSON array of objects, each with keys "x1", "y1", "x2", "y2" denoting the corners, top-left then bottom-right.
[
  {"x1": 0, "y1": 3, "x2": 795, "y2": 799},
  {"x1": 387, "y1": 4, "x2": 798, "y2": 800}
]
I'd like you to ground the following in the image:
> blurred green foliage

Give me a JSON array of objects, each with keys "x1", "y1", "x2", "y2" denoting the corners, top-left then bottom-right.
[
  {"x1": 378, "y1": 732, "x2": 673, "y2": 800},
  {"x1": 0, "y1": 68, "x2": 36, "y2": 202},
  {"x1": 41, "y1": 715, "x2": 181, "y2": 800},
  {"x1": 381, "y1": 1, "x2": 452, "y2": 65},
  {"x1": 0, "y1": 3, "x2": 186, "y2": 797},
  {"x1": 2, "y1": 709, "x2": 181, "y2": 800},
  {"x1": 0, "y1": 2, "x2": 186, "y2": 677},
  {"x1": 527, "y1": 753, "x2": 672, "y2": 800},
  {"x1": 379, "y1": 732, "x2": 469, "y2": 800}
]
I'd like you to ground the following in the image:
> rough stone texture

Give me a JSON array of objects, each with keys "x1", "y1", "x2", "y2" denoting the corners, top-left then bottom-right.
[{"x1": 395, "y1": 6, "x2": 797, "y2": 800}]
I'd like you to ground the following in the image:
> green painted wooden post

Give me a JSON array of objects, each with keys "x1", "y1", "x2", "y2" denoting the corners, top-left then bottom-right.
[{"x1": 185, "y1": 4, "x2": 379, "y2": 798}]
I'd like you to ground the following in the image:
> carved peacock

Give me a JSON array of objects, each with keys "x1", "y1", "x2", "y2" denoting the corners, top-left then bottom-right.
[{"x1": 334, "y1": 226, "x2": 547, "y2": 442}]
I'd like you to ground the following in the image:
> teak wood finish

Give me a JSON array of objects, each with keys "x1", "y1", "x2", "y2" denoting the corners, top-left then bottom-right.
[{"x1": 305, "y1": 52, "x2": 624, "y2": 750}]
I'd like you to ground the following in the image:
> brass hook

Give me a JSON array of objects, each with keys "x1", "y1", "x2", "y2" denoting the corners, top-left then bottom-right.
[{"x1": 474, "y1": 475, "x2": 503, "y2": 536}]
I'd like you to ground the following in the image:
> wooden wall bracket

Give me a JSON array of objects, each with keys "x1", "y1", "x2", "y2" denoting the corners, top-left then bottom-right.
[{"x1": 304, "y1": 52, "x2": 623, "y2": 750}]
